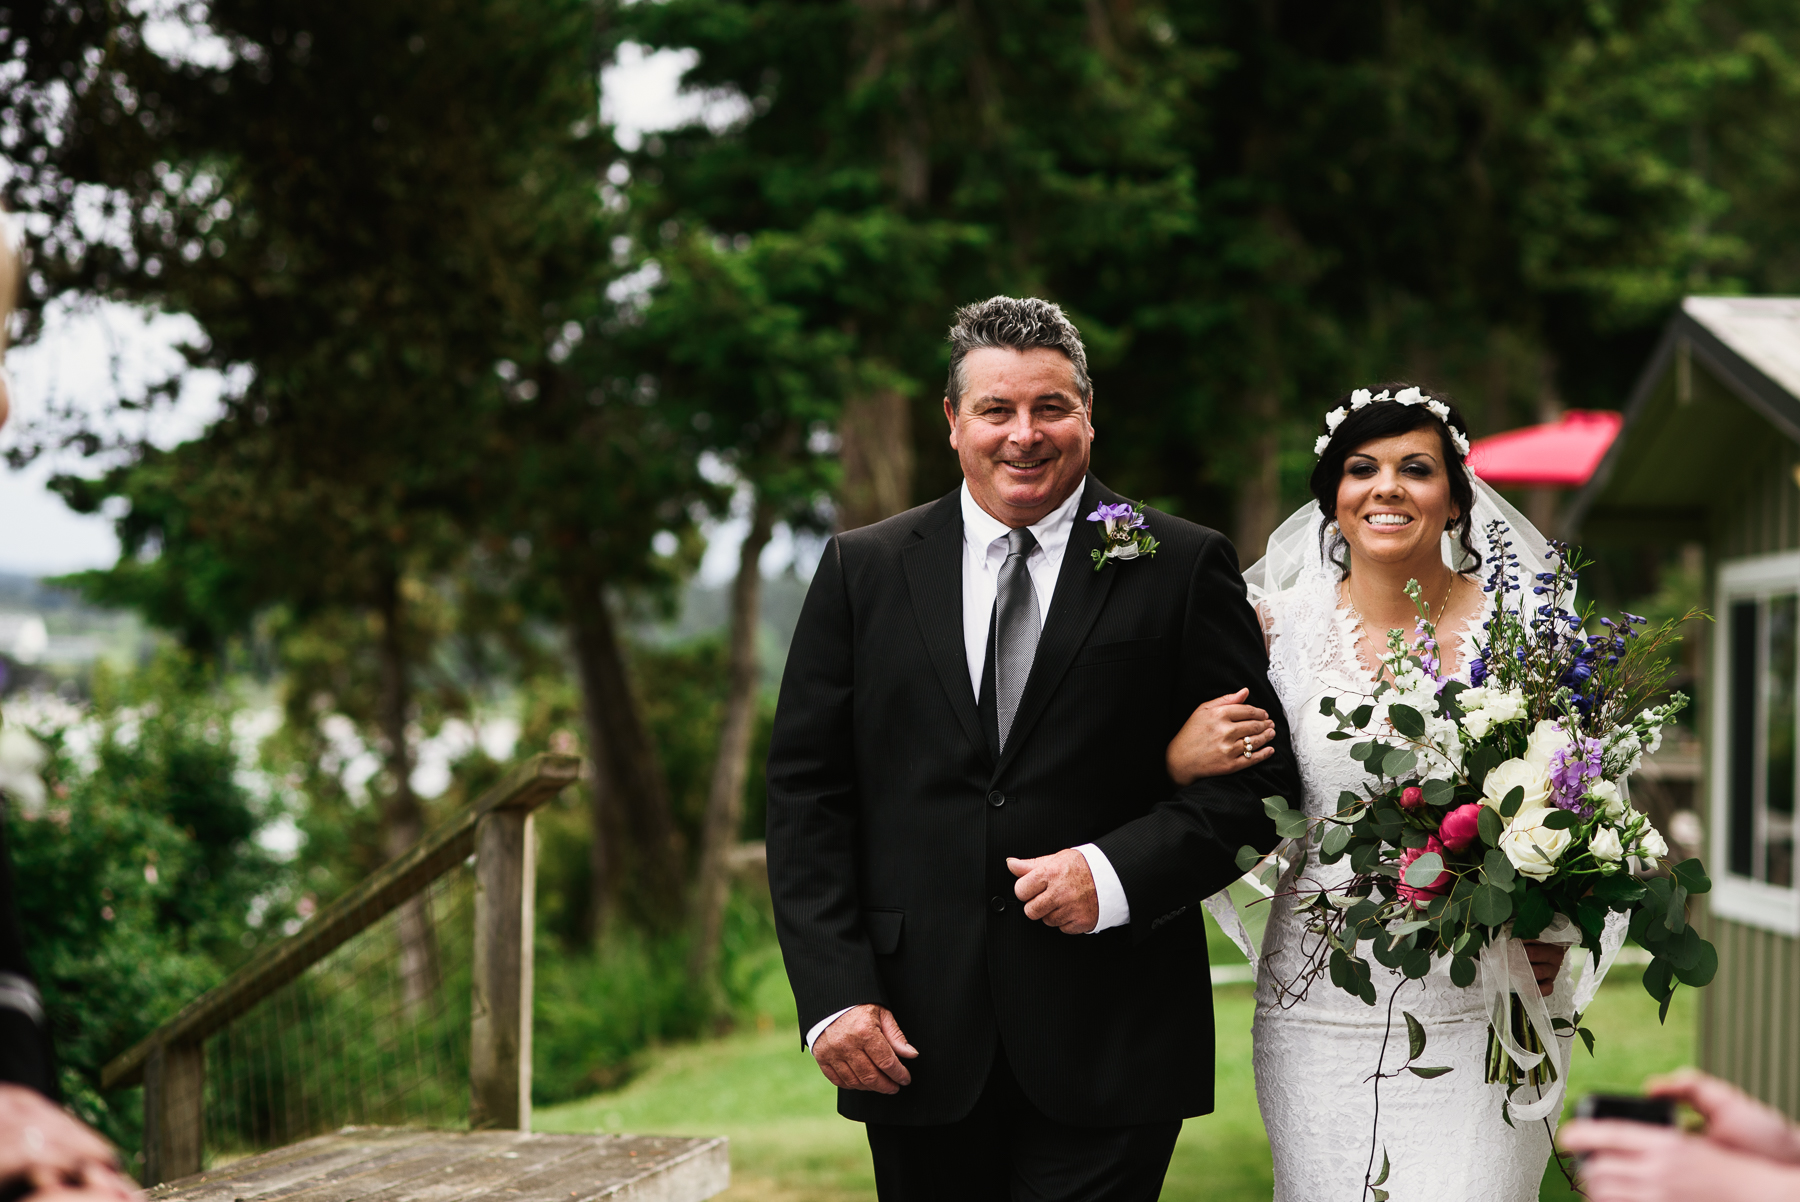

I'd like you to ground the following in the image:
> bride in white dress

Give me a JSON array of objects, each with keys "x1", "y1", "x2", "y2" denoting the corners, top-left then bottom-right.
[{"x1": 1167, "y1": 386, "x2": 1574, "y2": 1201}]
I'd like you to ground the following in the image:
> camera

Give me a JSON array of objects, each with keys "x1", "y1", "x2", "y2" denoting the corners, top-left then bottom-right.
[{"x1": 1576, "y1": 1093, "x2": 1677, "y2": 1126}]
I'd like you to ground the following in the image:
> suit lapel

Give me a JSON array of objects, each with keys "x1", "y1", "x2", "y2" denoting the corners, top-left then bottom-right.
[
  {"x1": 901, "y1": 491, "x2": 987, "y2": 760},
  {"x1": 991, "y1": 476, "x2": 1119, "y2": 782}
]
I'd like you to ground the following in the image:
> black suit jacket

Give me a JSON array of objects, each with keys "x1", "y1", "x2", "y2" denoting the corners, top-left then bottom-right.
[{"x1": 765, "y1": 475, "x2": 1299, "y2": 1127}]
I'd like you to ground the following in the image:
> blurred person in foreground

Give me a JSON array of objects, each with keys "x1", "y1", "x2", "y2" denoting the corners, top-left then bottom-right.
[
  {"x1": 1560, "y1": 1068, "x2": 1800, "y2": 1201},
  {"x1": 0, "y1": 219, "x2": 139, "y2": 1202}
]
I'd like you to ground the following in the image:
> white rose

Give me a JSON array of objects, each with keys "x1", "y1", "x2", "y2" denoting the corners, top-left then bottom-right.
[
  {"x1": 1589, "y1": 825, "x2": 1624, "y2": 862},
  {"x1": 1459, "y1": 685, "x2": 1492, "y2": 712},
  {"x1": 1314, "y1": 434, "x2": 1332, "y2": 455},
  {"x1": 1500, "y1": 808, "x2": 1574, "y2": 880},
  {"x1": 1524, "y1": 719, "x2": 1572, "y2": 771},
  {"x1": 1395, "y1": 386, "x2": 1425, "y2": 405},
  {"x1": 1587, "y1": 779, "x2": 1626, "y2": 821},
  {"x1": 1482, "y1": 757, "x2": 1551, "y2": 813},
  {"x1": 1638, "y1": 825, "x2": 1670, "y2": 860},
  {"x1": 1326, "y1": 407, "x2": 1347, "y2": 431},
  {"x1": 1462, "y1": 709, "x2": 1495, "y2": 740},
  {"x1": 1350, "y1": 388, "x2": 1374, "y2": 409}
]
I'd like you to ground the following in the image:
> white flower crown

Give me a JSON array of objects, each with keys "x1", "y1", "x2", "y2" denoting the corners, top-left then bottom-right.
[{"x1": 1312, "y1": 386, "x2": 1472, "y2": 459}]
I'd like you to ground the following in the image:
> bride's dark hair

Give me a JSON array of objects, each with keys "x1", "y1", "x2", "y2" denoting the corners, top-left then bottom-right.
[{"x1": 1308, "y1": 383, "x2": 1478, "y2": 578}]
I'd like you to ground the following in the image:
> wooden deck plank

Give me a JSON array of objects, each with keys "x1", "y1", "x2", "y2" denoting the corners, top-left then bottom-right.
[
  {"x1": 153, "y1": 1130, "x2": 445, "y2": 1198},
  {"x1": 272, "y1": 1133, "x2": 594, "y2": 1202},
  {"x1": 477, "y1": 1136, "x2": 728, "y2": 1202},
  {"x1": 153, "y1": 1132, "x2": 726, "y2": 1202},
  {"x1": 220, "y1": 1133, "x2": 535, "y2": 1202}
]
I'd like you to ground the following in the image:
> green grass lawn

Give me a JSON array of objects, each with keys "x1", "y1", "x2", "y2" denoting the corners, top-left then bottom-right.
[{"x1": 537, "y1": 925, "x2": 1696, "y2": 1202}]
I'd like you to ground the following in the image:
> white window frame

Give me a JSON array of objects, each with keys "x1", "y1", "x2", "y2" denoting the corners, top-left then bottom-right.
[{"x1": 1712, "y1": 552, "x2": 1800, "y2": 935}]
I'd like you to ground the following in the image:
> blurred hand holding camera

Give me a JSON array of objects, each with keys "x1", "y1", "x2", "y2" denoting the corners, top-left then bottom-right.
[{"x1": 1561, "y1": 1069, "x2": 1800, "y2": 1201}]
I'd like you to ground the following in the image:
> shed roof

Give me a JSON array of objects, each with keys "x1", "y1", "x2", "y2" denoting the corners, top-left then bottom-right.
[{"x1": 1567, "y1": 297, "x2": 1800, "y2": 542}]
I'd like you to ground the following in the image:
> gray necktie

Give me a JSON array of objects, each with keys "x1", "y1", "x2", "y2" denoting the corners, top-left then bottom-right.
[{"x1": 995, "y1": 526, "x2": 1041, "y2": 750}]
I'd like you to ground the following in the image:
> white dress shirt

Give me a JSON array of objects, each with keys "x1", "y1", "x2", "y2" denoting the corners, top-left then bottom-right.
[{"x1": 805, "y1": 481, "x2": 1131, "y2": 1052}]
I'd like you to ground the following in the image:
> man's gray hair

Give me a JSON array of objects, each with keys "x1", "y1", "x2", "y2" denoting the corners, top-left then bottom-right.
[{"x1": 945, "y1": 295, "x2": 1091, "y2": 411}]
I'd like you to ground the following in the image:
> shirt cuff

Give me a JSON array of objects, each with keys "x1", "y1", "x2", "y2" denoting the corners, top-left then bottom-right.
[
  {"x1": 805, "y1": 1006, "x2": 855, "y2": 1052},
  {"x1": 1076, "y1": 843, "x2": 1130, "y2": 933}
]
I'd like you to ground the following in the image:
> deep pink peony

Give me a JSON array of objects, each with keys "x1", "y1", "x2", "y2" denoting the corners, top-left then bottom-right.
[
  {"x1": 1400, "y1": 786, "x2": 1425, "y2": 810},
  {"x1": 1397, "y1": 836, "x2": 1452, "y2": 904},
  {"x1": 1437, "y1": 803, "x2": 1483, "y2": 853}
]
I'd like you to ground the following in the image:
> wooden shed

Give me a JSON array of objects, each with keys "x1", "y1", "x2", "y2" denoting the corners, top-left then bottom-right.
[{"x1": 1571, "y1": 296, "x2": 1800, "y2": 1117}]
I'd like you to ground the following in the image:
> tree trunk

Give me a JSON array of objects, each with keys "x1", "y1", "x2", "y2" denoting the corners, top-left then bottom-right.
[
  {"x1": 838, "y1": 386, "x2": 914, "y2": 531},
  {"x1": 688, "y1": 498, "x2": 776, "y2": 990},
  {"x1": 375, "y1": 567, "x2": 439, "y2": 1006},
  {"x1": 561, "y1": 560, "x2": 686, "y2": 932},
  {"x1": 1235, "y1": 384, "x2": 1283, "y2": 565}
]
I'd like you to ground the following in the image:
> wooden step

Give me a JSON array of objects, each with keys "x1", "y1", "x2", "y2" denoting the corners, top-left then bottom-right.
[{"x1": 149, "y1": 1130, "x2": 728, "y2": 1202}]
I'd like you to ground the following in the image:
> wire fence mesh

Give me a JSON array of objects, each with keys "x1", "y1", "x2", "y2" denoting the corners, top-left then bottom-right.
[{"x1": 201, "y1": 865, "x2": 476, "y2": 1161}]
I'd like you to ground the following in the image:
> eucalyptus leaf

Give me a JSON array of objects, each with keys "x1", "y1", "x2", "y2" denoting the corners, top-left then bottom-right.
[
  {"x1": 1235, "y1": 845, "x2": 1264, "y2": 873},
  {"x1": 1675, "y1": 941, "x2": 1719, "y2": 988},
  {"x1": 1404, "y1": 1011, "x2": 1427, "y2": 1061},
  {"x1": 1422, "y1": 778, "x2": 1456, "y2": 808},
  {"x1": 1403, "y1": 852, "x2": 1446, "y2": 888},
  {"x1": 1482, "y1": 849, "x2": 1515, "y2": 885},
  {"x1": 1500, "y1": 786, "x2": 1525, "y2": 818},
  {"x1": 1450, "y1": 955, "x2": 1476, "y2": 987},
  {"x1": 1472, "y1": 884, "x2": 1513, "y2": 927},
  {"x1": 1262, "y1": 795, "x2": 1292, "y2": 818},
  {"x1": 1351, "y1": 705, "x2": 1374, "y2": 728},
  {"x1": 1478, "y1": 806, "x2": 1505, "y2": 847},
  {"x1": 1388, "y1": 703, "x2": 1425, "y2": 738},
  {"x1": 1542, "y1": 809, "x2": 1577, "y2": 830},
  {"x1": 1384, "y1": 749, "x2": 1418, "y2": 778},
  {"x1": 1373, "y1": 1151, "x2": 1390, "y2": 1188},
  {"x1": 1275, "y1": 809, "x2": 1311, "y2": 840},
  {"x1": 1407, "y1": 1065, "x2": 1454, "y2": 1079},
  {"x1": 1674, "y1": 858, "x2": 1712, "y2": 895},
  {"x1": 1321, "y1": 822, "x2": 1352, "y2": 859},
  {"x1": 1351, "y1": 741, "x2": 1376, "y2": 762}
]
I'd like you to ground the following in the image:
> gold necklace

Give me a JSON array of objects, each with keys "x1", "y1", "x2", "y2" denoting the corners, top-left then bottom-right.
[{"x1": 1344, "y1": 571, "x2": 1456, "y2": 636}]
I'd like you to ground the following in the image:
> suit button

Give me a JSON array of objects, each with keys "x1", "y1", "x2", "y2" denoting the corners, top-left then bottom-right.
[
  {"x1": 990, "y1": 896, "x2": 1007, "y2": 913},
  {"x1": 988, "y1": 790, "x2": 1006, "y2": 808}
]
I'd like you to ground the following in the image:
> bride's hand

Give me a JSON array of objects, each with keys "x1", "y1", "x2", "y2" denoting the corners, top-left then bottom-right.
[
  {"x1": 1524, "y1": 941, "x2": 1566, "y2": 997},
  {"x1": 1166, "y1": 688, "x2": 1276, "y2": 786}
]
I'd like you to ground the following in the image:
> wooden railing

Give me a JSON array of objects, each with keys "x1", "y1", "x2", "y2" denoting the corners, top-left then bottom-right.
[{"x1": 102, "y1": 754, "x2": 584, "y2": 1186}]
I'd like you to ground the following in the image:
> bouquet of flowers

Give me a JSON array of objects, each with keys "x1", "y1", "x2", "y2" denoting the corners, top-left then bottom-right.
[{"x1": 1239, "y1": 521, "x2": 1714, "y2": 1136}]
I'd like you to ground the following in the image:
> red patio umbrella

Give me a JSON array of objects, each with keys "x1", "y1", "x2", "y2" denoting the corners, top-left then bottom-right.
[{"x1": 1466, "y1": 410, "x2": 1624, "y2": 488}]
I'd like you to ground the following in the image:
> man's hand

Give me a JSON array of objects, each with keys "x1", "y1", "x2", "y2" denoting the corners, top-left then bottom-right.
[
  {"x1": 811, "y1": 1004, "x2": 918, "y2": 1094},
  {"x1": 1008, "y1": 850, "x2": 1098, "y2": 934},
  {"x1": 0, "y1": 1085, "x2": 138, "y2": 1201},
  {"x1": 1560, "y1": 1119, "x2": 1800, "y2": 1202}
]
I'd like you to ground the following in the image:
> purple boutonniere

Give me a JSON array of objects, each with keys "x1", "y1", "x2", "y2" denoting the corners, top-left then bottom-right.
[{"x1": 1087, "y1": 501, "x2": 1159, "y2": 571}]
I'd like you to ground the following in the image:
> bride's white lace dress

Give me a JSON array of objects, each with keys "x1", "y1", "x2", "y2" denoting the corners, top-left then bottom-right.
[{"x1": 1250, "y1": 574, "x2": 1560, "y2": 1201}]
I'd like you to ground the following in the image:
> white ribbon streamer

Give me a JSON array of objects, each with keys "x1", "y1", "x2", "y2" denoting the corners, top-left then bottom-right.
[{"x1": 1478, "y1": 911, "x2": 1629, "y2": 1123}]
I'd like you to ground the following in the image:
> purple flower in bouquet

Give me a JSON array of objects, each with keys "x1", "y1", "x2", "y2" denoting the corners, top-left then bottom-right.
[
  {"x1": 1548, "y1": 735, "x2": 1603, "y2": 811},
  {"x1": 1468, "y1": 656, "x2": 1488, "y2": 687}
]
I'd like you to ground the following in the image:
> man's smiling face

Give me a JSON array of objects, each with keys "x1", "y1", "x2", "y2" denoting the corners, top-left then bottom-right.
[{"x1": 945, "y1": 346, "x2": 1094, "y2": 527}]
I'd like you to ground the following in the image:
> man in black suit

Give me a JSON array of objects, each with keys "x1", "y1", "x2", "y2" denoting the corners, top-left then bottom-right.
[{"x1": 766, "y1": 296, "x2": 1299, "y2": 1201}]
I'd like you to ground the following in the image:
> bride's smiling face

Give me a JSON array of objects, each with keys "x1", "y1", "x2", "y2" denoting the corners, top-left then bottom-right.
[{"x1": 1334, "y1": 428, "x2": 1460, "y2": 566}]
